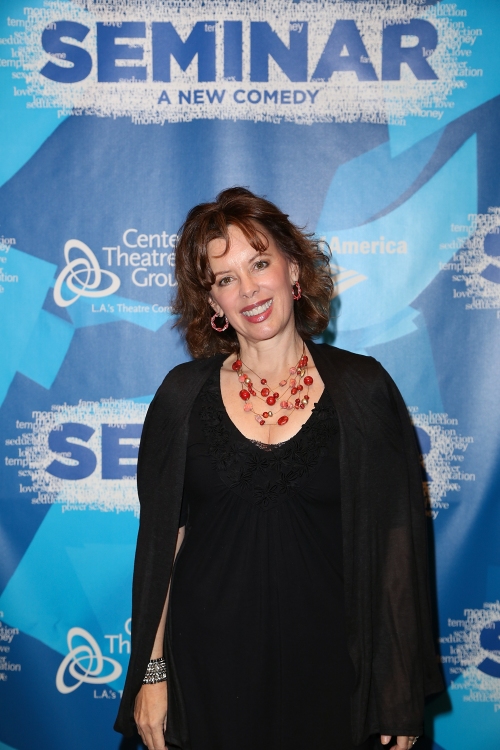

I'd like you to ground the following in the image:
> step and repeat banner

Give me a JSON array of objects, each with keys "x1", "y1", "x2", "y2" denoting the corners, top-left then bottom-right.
[{"x1": 1, "y1": 1, "x2": 499, "y2": 748}]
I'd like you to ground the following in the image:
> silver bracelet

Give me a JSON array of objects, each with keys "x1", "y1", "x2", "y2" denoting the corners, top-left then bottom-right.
[{"x1": 143, "y1": 657, "x2": 167, "y2": 684}]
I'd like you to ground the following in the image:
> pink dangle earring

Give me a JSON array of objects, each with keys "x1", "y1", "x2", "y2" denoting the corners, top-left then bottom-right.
[
  {"x1": 211, "y1": 312, "x2": 229, "y2": 332},
  {"x1": 292, "y1": 281, "x2": 302, "y2": 301}
]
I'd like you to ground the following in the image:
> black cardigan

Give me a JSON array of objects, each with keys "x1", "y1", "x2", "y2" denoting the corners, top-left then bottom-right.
[{"x1": 114, "y1": 342, "x2": 443, "y2": 746}]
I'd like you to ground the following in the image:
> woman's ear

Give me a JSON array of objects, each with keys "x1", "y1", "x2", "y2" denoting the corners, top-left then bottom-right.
[
  {"x1": 208, "y1": 297, "x2": 224, "y2": 318},
  {"x1": 288, "y1": 260, "x2": 300, "y2": 286}
]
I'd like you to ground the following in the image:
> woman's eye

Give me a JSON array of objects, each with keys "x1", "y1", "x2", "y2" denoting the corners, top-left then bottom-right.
[
  {"x1": 255, "y1": 260, "x2": 269, "y2": 270},
  {"x1": 219, "y1": 276, "x2": 232, "y2": 286}
]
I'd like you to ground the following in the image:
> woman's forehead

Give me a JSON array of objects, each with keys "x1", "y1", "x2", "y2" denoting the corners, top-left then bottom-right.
[{"x1": 207, "y1": 224, "x2": 275, "y2": 261}]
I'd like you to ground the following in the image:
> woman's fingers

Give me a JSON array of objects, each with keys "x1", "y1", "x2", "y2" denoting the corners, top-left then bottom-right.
[
  {"x1": 137, "y1": 720, "x2": 166, "y2": 750},
  {"x1": 379, "y1": 736, "x2": 415, "y2": 749},
  {"x1": 397, "y1": 736, "x2": 415, "y2": 750},
  {"x1": 147, "y1": 723, "x2": 167, "y2": 750},
  {"x1": 134, "y1": 682, "x2": 168, "y2": 750},
  {"x1": 396, "y1": 737, "x2": 413, "y2": 749}
]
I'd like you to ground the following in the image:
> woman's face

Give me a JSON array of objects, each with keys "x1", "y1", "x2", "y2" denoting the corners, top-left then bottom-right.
[{"x1": 207, "y1": 224, "x2": 298, "y2": 345}]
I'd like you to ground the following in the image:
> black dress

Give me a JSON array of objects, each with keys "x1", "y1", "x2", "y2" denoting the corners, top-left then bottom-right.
[{"x1": 167, "y1": 369, "x2": 366, "y2": 750}]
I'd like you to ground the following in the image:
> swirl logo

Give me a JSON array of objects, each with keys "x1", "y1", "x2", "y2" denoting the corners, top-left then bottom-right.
[
  {"x1": 56, "y1": 627, "x2": 122, "y2": 694},
  {"x1": 53, "y1": 239, "x2": 120, "y2": 307}
]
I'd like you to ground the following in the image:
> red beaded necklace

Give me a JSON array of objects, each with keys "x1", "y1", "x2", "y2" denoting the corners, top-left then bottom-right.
[{"x1": 232, "y1": 347, "x2": 314, "y2": 427}]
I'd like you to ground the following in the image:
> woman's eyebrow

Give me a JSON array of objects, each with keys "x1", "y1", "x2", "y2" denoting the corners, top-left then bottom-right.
[{"x1": 213, "y1": 252, "x2": 270, "y2": 277}]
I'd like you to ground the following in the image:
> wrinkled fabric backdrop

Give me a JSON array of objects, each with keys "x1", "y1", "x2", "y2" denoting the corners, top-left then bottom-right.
[{"x1": 0, "y1": 1, "x2": 499, "y2": 749}]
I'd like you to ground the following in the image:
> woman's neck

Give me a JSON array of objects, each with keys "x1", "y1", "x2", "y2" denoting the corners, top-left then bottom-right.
[{"x1": 235, "y1": 330, "x2": 305, "y2": 383}]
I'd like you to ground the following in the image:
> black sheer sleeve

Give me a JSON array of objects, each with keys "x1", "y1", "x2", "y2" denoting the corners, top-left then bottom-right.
[{"x1": 367, "y1": 362, "x2": 444, "y2": 736}]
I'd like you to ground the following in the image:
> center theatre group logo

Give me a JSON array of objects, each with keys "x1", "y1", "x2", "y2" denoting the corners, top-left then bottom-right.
[
  {"x1": 53, "y1": 239, "x2": 121, "y2": 307},
  {"x1": 56, "y1": 627, "x2": 122, "y2": 694}
]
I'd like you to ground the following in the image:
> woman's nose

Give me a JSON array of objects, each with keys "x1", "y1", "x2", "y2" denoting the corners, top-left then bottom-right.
[{"x1": 240, "y1": 274, "x2": 259, "y2": 298}]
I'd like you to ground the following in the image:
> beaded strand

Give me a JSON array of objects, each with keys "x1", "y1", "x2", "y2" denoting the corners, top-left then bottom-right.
[{"x1": 232, "y1": 349, "x2": 314, "y2": 427}]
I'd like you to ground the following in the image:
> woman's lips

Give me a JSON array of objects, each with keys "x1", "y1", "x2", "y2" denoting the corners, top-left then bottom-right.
[{"x1": 240, "y1": 298, "x2": 273, "y2": 323}]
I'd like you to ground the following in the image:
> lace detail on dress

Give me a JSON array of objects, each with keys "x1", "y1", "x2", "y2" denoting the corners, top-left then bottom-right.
[{"x1": 198, "y1": 370, "x2": 338, "y2": 511}]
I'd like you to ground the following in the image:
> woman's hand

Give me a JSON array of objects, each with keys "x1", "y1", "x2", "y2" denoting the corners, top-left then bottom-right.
[
  {"x1": 381, "y1": 735, "x2": 418, "y2": 749},
  {"x1": 134, "y1": 682, "x2": 168, "y2": 750}
]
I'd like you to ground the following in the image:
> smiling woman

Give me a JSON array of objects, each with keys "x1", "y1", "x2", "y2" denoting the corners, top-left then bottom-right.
[
  {"x1": 115, "y1": 187, "x2": 443, "y2": 750},
  {"x1": 172, "y1": 187, "x2": 333, "y2": 358}
]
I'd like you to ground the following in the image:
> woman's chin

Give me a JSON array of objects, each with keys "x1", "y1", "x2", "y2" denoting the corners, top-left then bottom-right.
[{"x1": 236, "y1": 318, "x2": 294, "y2": 344}]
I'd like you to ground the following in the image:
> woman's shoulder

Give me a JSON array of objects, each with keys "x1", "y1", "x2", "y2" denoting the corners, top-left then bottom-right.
[
  {"x1": 154, "y1": 354, "x2": 225, "y2": 403},
  {"x1": 309, "y1": 342, "x2": 399, "y2": 410},
  {"x1": 310, "y1": 343, "x2": 413, "y2": 438},
  {"x1": 309, "y1": 341, "x2": 384, "y2": 380},
  {"x1": 140, "y1": 355, "x2": 225, "y2": 430}
]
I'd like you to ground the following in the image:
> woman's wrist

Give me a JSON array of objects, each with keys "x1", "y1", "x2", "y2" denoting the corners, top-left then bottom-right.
[{"x1": 143, "y1": 656, "x2": 167, "y2": 684}]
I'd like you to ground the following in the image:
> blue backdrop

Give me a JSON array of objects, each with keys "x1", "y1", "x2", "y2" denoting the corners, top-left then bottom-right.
[{"x1": 1, "y1": 2, "x2": 499, "y2": 748}]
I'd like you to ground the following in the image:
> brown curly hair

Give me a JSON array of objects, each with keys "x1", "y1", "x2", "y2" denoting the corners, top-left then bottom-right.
[{"x1": 172, "y1": 187, "x2": 333, "y2": 359}]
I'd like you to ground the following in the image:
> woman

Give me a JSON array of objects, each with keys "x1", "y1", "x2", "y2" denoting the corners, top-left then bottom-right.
[{"x1": 114, "y1": 187, "x2": 442, "y2": 750}]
